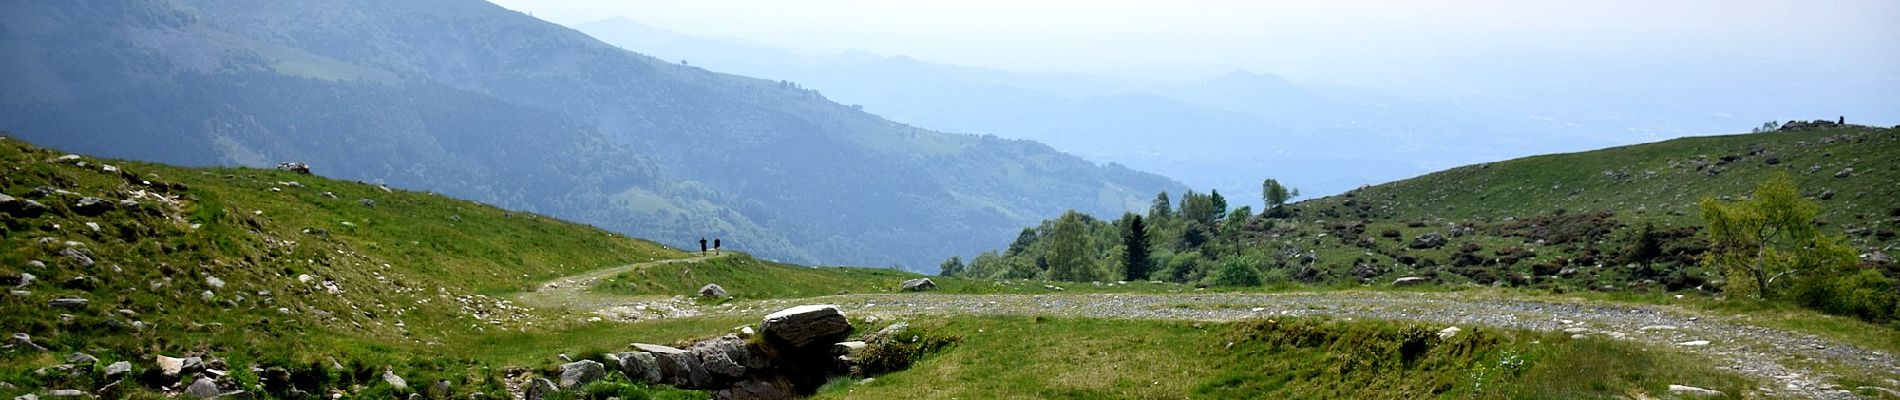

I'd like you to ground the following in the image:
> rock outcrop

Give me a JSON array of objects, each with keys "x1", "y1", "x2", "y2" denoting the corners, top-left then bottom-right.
[
  {"x1": 900, "y1": 278, "x2": 937, "y2": 292},
  {"x1": 760, "y1": 305, "x2": 850, "y2": 350}
]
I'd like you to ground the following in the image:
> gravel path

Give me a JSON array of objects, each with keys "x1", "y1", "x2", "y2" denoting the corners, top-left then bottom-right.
[{"x1": 525, "y1": 263, "x2": 1899, "y2": 399}]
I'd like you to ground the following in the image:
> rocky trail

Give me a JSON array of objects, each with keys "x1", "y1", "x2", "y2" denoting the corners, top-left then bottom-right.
[{"x1": 523, "y1": 261, "x2": 1900, "y2": 399}]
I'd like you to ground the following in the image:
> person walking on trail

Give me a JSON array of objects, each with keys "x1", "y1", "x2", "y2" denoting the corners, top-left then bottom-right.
[
  {"x1": 714, "y1": 238, "x2": 722, "y2": 255},
  {"x1": 699, "y1": 238, "x2": 708, "y2": 256}
]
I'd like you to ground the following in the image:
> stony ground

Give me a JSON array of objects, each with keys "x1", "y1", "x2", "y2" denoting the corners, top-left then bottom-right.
[{"x1": 519, "y1": 261, "x2": 1900, "y2": 400}]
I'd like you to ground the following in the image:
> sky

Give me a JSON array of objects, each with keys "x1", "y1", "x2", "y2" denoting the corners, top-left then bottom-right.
[{"x1": 487, "y1": 0, "x2": 1900, "y2": 88}]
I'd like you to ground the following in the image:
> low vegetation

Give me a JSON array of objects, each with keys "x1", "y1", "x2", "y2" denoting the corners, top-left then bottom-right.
[
  {"x1": 817, "y1": 315, "x2": 1752, "y2": 399},
  {"x1": 944, "y1": 126, "x2": 1900, "y2": 326}
]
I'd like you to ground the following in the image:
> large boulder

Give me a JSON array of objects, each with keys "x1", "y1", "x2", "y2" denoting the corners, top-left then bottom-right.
[
  {"x1": 760, "y1": 305, "x2": 851, "y2": 351},
  {"x1": 698, "y1": 283, "x2": 728, "y2": 298},
  {"x1": 900, "y1": 278, "x2": 936, "y2": 292},
  {"x1": 690, "y1": 337, "x2": 751, "y2": 380},
  {"x1": 614, "y1": 352, "x2": 663, "y2": 384},
  {"x1": 654, "y1": 351, "x2": 713, "y2": 389},
  {"x1": 557, "y1": 360, "x2": 605, "y2": 389}
]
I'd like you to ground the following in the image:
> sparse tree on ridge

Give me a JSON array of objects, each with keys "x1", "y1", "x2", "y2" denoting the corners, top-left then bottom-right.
[
  {"x1": 939, "y1": 256, "x2": 965, "y2": 277},
  {"x1": 1262, "y1": 178, "x2": 1294, "y2": 211}
]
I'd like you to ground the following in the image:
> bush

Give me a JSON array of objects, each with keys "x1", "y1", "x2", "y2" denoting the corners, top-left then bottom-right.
[
  {"x1": 1212, "y1": 257, "x2": 1264, "y2": 287},
  {"x1": 1793, "y1": 268, "x2": 1899, "y2": 322}
]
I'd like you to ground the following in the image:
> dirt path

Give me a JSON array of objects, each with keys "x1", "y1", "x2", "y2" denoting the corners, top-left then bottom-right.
[
  {"x1": 523, "y1": 261, "x2": 1898, "y2": 399},
  {"x1": 513, "y1": 252, "x2": 731, "y2": 320}
]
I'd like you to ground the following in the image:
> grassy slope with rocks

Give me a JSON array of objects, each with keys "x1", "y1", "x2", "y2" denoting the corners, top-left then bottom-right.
[
  {"x1": 949, "y1": 126, "x2": 1898, "y2": 320},
  {"x1": 0, "y1": 135, "x2": 702, "y2": 398}
]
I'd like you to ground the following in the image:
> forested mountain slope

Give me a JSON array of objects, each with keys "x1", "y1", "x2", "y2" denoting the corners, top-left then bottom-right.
[{"x1": 0, "y1": 0, "x2": 1182, "y2": 269}]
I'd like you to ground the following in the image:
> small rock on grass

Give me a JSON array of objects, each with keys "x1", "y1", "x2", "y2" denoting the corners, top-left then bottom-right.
[{"x1": 1667, "y1": 384, "x2": 1725, "y2": 396}]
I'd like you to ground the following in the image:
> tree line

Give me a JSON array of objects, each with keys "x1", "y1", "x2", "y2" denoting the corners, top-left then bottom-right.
[{"x1": 940, "y1": 179, "x2": 1299, "y2": 287}]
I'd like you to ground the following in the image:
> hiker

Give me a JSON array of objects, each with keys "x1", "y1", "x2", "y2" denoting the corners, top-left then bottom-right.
[
  {"x1": 714, "y1": 238, "x2": 722, "y2": 255},
  {"x1": 699, "y1": 238, "x2": 708, "y2": 256}
]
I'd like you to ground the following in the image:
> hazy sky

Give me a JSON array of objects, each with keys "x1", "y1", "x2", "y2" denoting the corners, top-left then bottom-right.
[{"x1": 488, "y1": 0, "x2": 1900, "y2": 86}]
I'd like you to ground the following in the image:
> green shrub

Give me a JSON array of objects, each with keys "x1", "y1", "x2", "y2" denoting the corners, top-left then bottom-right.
[
  {"x1": 1212, "y1": 256, "x2": 1264, "y2": 287},
  {"x1": 1794, "y1": 268, "x2": 1899, "y2": 322}
]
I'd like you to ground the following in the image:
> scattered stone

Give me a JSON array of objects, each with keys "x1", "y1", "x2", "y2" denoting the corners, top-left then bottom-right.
[
  {"x1": 900, "y1": 278, "x2": 937, "y2": 292},
  {"x1": 1834, "y1": 168, "x2": 1853, "y2": 178},
  {"x1": 0, "y1": 272, "x2": 31, "y2": 287},
  {"x1": 1409, "y1": 232, "x2": 1447, "y2": 249},
  {"x1": 72, "y1": 197, "x2": 112, "y2": 216},
  {"x1": 156, "y1": 356, "x2": 188, "y2": 376},
  {"x1": 8, "y1": 333, "x2": 47, "y2": 351},
  {"x1": 382, "y1": 368, "x2": 407, "y2": 390},
  {"x1": 1639, "y1": 325, "x2": 1677, "y2": 331},
  {"x1": 760, "y1": 305, "x2": 851, "y2": 350},
  {"x1": 698, "y1": 283, "x2": 728, "y2": 298},
  {"x1": 67, "y1": 353, "x2": 97, "y2": 366},
  {"x1": 186, "y1": 377, "x2": 221, "y2": 398},
  {"x1": 58, "y1": 248, "x2": 94, "y2": 268},
  {"x1": 1437, "y1": 326, "x2": 1461, "y2": 340},
  {"x1": 1676, "y1": 340, "x2": 1710, "y2": 346},
  {"x1": 1392, "y1": 277, "x2": 1427, "y2": 287},
  {"x1": 104, "y1": 361, "x2": 132, "y2": 380},
  {"x1": 357, "y1": 199, "x2": 376, "y2": 208},
  {"x1": 557, "y1": 360, "x2": 605, "y2": 389},
  {"x1": 276, "y1": 162, "x2": 311, "y2": 174},
  {"x1": 48, "y1": 297, "x2": 89, "y2": 309},
  {"x1": 871, "y1": 322, "x2": 910, "y2": 342},
  {"x1": 44, "y1": 390, "x2": 83, "y2": 398},
  {"x1": 205, "y1": 276, "x2": 225, "y2": 289},
  {"x1": 1668, "y1": 384, "x2": 1725, "y2": 396},
  {"x1": 833, "y1": 341, "x2": 868, "y2": 354},
  {"x1": 524, "y1": 378, "x2": 558, "y2": 400}
]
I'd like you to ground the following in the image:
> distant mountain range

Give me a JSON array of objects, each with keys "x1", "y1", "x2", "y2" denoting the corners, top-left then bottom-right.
[
  {"x1": 0, "y1": 0, "x2": 1182, "y2": 270},
  {"x1": 574, "y1": 17, "x2": 1900, "y2": 206}
]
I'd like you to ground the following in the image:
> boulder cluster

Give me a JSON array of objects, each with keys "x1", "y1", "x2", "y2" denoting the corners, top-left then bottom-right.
[{"x1": 526, "y1": 304, "x2": 888, "y2": 400}]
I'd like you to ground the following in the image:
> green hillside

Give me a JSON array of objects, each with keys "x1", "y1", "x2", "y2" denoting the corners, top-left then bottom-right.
[
  {"x1": 948, "y1": 126, "x2": 1899, "y2": 321},
  {"x1": 0, "y1": 134, "x2": 706, "y2": 397}
]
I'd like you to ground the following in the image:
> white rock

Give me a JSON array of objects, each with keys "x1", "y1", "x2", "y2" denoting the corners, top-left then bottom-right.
[
  {"x1": 1676, "y1": 340, "x2": 1711, "y2": 346},
  {"x1": 1667, "y1": 384, "x2": 1725, "y2": 396},
  {"x1": 1438, "y1": 326, "x2": 1461, "y2": 340},
  {"x1": 205, "y1": 276, "x2": 225, "y2": 289},
  {"x1": 1638, "y1": 325, "x2": 1676, "y2": 331}
]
